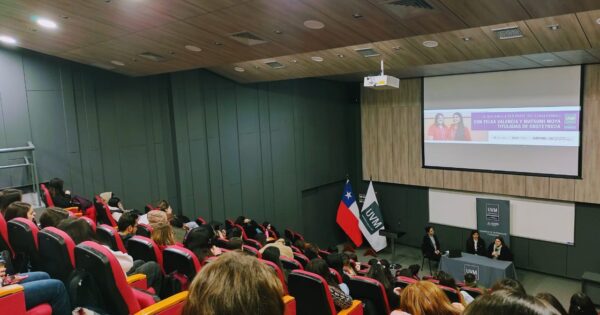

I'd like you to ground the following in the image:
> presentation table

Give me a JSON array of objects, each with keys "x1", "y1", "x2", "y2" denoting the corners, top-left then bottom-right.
[{"x1": 438, "y1": 252, "x2": 517, "y2": 287}]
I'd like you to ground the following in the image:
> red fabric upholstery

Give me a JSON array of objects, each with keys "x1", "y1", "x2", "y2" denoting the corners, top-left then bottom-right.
[
  {"x1": 0, "y1": 213, "x2": 15, "y2": 258},
  {"x1": 347, "y1": 276, "x2": 391, "y2": 315},
  {"x1": 244, "y1": 238, "x2": 262, "y2": 250},
  {"x1": 127, "y1": 236, "x2": 164, "y2": 271},
  {"x1": 38, "y1": 227, "x2": 76, "y2": 282},
  {"x1": 11, "y1": 218, "x2": 39, "y2": 249},
  {"x1": 82, "y1": 205, "x2": 96, "y2": 223},
  {"x1": 94, "y1": 195, "x2": 117, "y2": 227},
  {"x1": 136, "y1": 223, "x2": 153, "y2": 238},
  {"x1": 293, "y1": 253, "x2": 309, "y2": 267},
  {"x1": 260, "y1": 259, "x2": 288, "y2": 294},
  {"x1": 234, "y1": 224, "x2": 248, "y2": 240},
  {"x1": 395, "y1": 276, "x2": 418, "y2": 288},
  {"x1": 329, "y1": 268, "x2": 343, "y2": 284},
  {"x1": 0, "y1": 285, "x2": 52, "y2": 315},
  {"x1": 80, "y1": 216, "x2": 96, "y2": 232},
  {"x1": 162, "y1": 245, "x2": 201, "y2": 281},
  {"x1": 39, "y1": 184, "x2": 54, "y2": 207},
  {"x1": 8, "y1": 218, "x2": 41, "y2": 270},
  {"x1": 242, "y1": 245, "x2": 261, "y2": 258},
  {"x1": 75, "y1": 241, "x2": 153, "y2": 314},
  {"x1": 281, "y1": 256, "x2": 304, "y2": 271},
  {"x1": 288, "y1": 270, "x2": 337, "y2": 315},
  {"x1": 26, "y1": 304, "x2": 52, "y2": 315},
  {"x1": 132, "y1": 289, "x2": 155, "y2": 309},
  {"x1": 438, "y1": 284, "x2": 461, "y2": 303},
  {"x1": 196, "y1": 217, "x2": 206, "y2": 225},
  {"x1": 291, "y1": 245, "x2": 302, "y2": 253},
  {"x1": 97, "y1": 224, "x2": 127, "y2": 253}
]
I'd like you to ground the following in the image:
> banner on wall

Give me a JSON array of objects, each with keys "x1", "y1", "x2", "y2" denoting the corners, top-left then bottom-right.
[{"x1": 476, "y1": 198, "x2": 510, "y2": 247}]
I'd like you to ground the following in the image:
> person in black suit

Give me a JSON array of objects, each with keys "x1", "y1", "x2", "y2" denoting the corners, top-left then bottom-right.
[
  {"x1": 488, "y1": 236, "x2": 513, "y2": 261},
  {"x1": 466, "y1": 230, "x2": 486, "y2": 256},
  {"x1": 421, "y1": 226, "x2": 442, "y2": 261}
]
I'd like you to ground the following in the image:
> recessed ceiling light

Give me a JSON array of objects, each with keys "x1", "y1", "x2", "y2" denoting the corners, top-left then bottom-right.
[
  {"x1": 110, "y1": 60, "x2": 125, "y2": 66},
  {"x1": 234, "y1": 67, "x2": 245, "y2": 72},
  {"x1": 352, "y1": 13, "x2": 363, "y2": 19},
  {"x1": 337, "y1": 54, "x2": 345, "y2": 58},
  {"x1": 542, "y1": 58, "x2": 554, "y2": 62},
  {"x1": 392, "y1": 46, "x2": 401, "y2": 51},
  {"x1": 213, "y1": 41, "x2": 223, "y2": 46},
  {"x1": 36, "y1": 18, "x2": 58, "y2": 29},
  {"x1": 273, "y1": 29, "x2": 283, "y2": 34},
  {"x1": 290, "y1": 59, "x2": 298, "y2": 63},
  {"x1": 253, "y1": 65, "x2": 260, "y2": 69},
  {"x1": 0, "y1": 35, "x2": 17, "y2": 45},
  {"x1": 462, "y1": 37, "x2": 471, "y2": 41},
  {"x1": 303, "y1": 20, "x2": 325, "y2": 30},
  {"x1": 422, "y1": 40, "x2": 438, "y2": 48},
  {"x1": 185, "y1": 45, "x2": 202, "y2": 52},
  {"x1": 596, "y1": 17, "x2": 600, "y2": 25},
  {"x1": 311, "y1": 56, "x2": 324, "y2": 62},
  {"x1": 546, "y1": 24, "x2": 560, "y2": 31}
]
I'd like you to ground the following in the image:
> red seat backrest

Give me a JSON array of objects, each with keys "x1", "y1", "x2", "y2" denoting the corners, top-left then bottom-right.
[
  {"x1": 38, "y1": 227, "x2": 76, "y2": 282},
  {"x1": 127, "y1": 235, "x2": 164, "y2": 270},
  {"x1": 288, "y1": 270, "x2": 337, "y2": 315},
  {"x1": 162, "y1": 245, "x2": 201, "y2": 280},
  {"x1": 329, "y1": 268, "x2": 343, "y2": 284},
  {"x1": 281, "y1": 256, "x2": 304, "y2": 271},
  {"x1": 94, "y1": 195, "x2": 117, "y2": 227},
  {"x1": 40, "y1": 183, "x2": 54, "y2": 207},
  {"x1": 97, "y1": 224, "x2": 127, "y2": 253},
  {"x1": 242, "y1": 245, "x2": 261, "y2": 258},
  {"x1": 234, "y1": 224, "x2": 248, "y2": 240},
  {"x1": 260, "y1": 259, "x2": 288, "y2": 294},
  {"x1": 0, "y1": 213, "x2": 15, "y2": 257},
  {"x1": 80, "y1": 216, "x2": 97, "y2": 232},
  {"x1": 347, "y1": 275, "x2": 391, "y2": 315}
]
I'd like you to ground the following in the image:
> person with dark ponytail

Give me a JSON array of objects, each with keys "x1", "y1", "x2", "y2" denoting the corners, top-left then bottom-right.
[{"x1": 449, "y1": 112, "x2": 472, "y2": 141}]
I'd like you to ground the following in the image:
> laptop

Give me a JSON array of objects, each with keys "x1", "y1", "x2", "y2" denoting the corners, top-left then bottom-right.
[{"x1": 449, "y1": 249, "x2": 462, "y2": 258}]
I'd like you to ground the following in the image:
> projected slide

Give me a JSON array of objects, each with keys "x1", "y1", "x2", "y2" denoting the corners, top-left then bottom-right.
[{"x1": 423, "y1": 66, "x2": 582, "y2": 177}]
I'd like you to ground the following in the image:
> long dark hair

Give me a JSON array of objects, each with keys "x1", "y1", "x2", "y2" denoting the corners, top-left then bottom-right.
[
  {"x1": 453, "y1": 112, "x2": 467, "y2": 140},
  {"x1": 366, "y1": 263, "x2": 393, "y2": 291},
  {"x1": 306, "y1": 258, "x2": 339, "y2": 289},
  {"x1": 568, "y1": 292, "x2": 596, "y2": 315},
  {"x1": 434, "y1": 113, "x2": 445, "y2": 126},
  {"x1": 184, "y1": 225, "x2": 217, "y2": 263}
]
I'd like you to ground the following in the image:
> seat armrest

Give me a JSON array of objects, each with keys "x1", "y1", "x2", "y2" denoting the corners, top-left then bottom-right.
[
  {"x1": 338, "y1": 300, "x2": 363, "y2": 315},
  {"x1": 134, "y1": 291, "x2": 189, "y2": 315},
  {"x1": 0, "y1": 284, "x2": 24, "y2": 297},
  {"x1": 0, "y1": 285, "x2": 27, "y2": 313},
  {"x1": 127, "y1": 274, "x2": 148, "y2": 290},
  {"x1": 283, "y1": 295, "x2": 296, "y2": 315}
]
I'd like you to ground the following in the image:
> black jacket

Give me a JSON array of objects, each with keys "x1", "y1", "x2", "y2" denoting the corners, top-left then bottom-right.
[
  {"x1": 466, "y1": 238, "x2": 486, "y2": 256},
  {"x1": 487, "y1": 244, "x2": 513, "y2": 261},
  {"x1": 421, "y1": 235, "x2": 441, "y2": 258}
]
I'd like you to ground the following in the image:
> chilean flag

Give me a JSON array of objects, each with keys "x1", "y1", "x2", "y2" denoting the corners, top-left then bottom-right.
[{"x1": 336, "y1": 180, "x2": 363, "y2": 247}]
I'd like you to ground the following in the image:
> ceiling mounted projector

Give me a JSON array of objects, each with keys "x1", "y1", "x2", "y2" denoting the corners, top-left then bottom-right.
[{"x1": 364, "y1": 60, "x2": 399, "y2": 90}]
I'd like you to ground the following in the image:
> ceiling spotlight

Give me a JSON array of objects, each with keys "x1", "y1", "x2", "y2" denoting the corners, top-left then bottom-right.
[
  {"x1": 290, "y1": 59, "x2": 298, "y2": 63},
  {"x1": 273, "y1": 29, "x2": 283, "y2": 34},
  {"x1": 0, "y1": 35, "x2": 17, "y2": 45},
  {"x1": 110, "y1": 60, "x2": 125, "y2": 66},
  {"x1": 596, "y1": 17, "x2": 600, "y2": 25},
  {"x1": 303, "y1": 20, "x2": 325, "y2": 30},
  {"x1": 36, "y1": 18, "x2": 58, "y2": 29},
  {"x1": 462, "y1": 37, "x2": 471, "y2": 41},
  {"x1": 392, "y1": 46, "x2": 401, "y2": 51},
  {"x1": 311, "y1": 56, "x2": 324, "y2": 62},
  {"x1": 352, "y1": 13, "x2": 363, "y2": 19},
  {"x1": 253, "y1": 65, "x2": 260, "y2": 69},
  {"x1": 546, "y1": 24, "x2": 560, "y2": 31},
  {"x1": 337, "y1": 54, "x2": 345, "y2": 58},
  {"x1": 422, "y1": 40, "x2": 438, "y2": 48},
  {"x1": 234, "y1": 66, "x2": 245, "y2": 72},
  {"x1": 213, "y1": 41, "x2": 223, "y2": 46},
  {"x1": 185, "y1": 45, "x2": 202, "y2": 52}
]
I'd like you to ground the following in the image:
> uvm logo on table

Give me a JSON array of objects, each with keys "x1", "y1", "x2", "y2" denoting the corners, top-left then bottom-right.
[
  {"x1": 360, "y1": 202, "x2": 384, "y2": 234},
  {"x1": 486, "y1": 204, "x2": 500, "y2": 222},
  {"x1": 464, "y1": 264, "x2": 480, "y2": 280}
]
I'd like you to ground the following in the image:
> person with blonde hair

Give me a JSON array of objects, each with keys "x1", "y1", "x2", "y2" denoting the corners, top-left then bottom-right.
[
  {"x1": 151, "y1": 222, "x2": 176, "y2": 250},
  {"x1": 182, "y1": 251, "x2": 284, "y2": 315},
  {"x1": 391, "y1": 281, "x2": 463, "y2": 315}
]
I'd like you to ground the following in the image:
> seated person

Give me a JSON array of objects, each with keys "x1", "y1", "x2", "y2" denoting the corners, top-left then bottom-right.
[
  {"x1": 366, "y1": 262, "x2": 399, "y2": 310},
  {"x1": 3, "y1": 201, "x2": 35, "y2": 222},
  {"x1": 0, "y1": 188, "x2": 22, "y2": 215},
  {"x1": 568, "y1": 292, "x2": 596, "y2": 315},
  {"x1": 151, "y1": 222, "x2": 177, "y2": 250},
  {"x1": 341, "y1": 253, "x2": 358, "y2": 276},
  {"x1": 183, "y1": 251, "x2": 283, "y2": 315},
  {"x1": 464, "y1": 290, "x2": 561, "y2": 315},
  {"x1": 184, "y1": 225, "x2": 222, "y2": 264},
  {"x1": 261, "y1": 246, "x2": 288, "y2": 282},
  {"x1": 391, "y1": 281, "x2": 463, "y2": 315},
  {"x1": 0, "y1": 266, "x2": 71, "y2": 315},
  {"x1": 39, "y1": 207, "x2": 69, "y2": 228},
  {"x1": 465, "y1": 230, "x2": 486, "y2": 256},
  {"x1": 259, "y1": 238, "x2": 293, "y2": 259},
  {"x1": 117, "y1": 212, "x2": 139, "y2": 246},
  {"x1": 228, "y1": 237, "x2": 243, "y2": 250},
  {"x1": 397, "y1": 264, "x2": 420, "y2": 280},
  {"x1": 421, "y1": 226, "x2": 441, "y2": 261},
  {"x1": 306, "y1": 258, "x2": 353, "y2": 311},
  {"x1": 46, "y1": 178, "x2": 74, "y2": 208},
  {"x1": 437, "y1": 271, "x2": 472, "y2": 305},
  {"x1": 463, "y1": 272, "x2": 480, "y2": 289},
  {"x1": 487, "y1": 236, "x2": 513, "y2": 261}
]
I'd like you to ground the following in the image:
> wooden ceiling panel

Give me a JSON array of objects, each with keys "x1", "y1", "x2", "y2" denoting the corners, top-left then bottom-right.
[
  {"x1": 299, "y1": 0, "x2": 414, "y2": 42},
  {"x1": 481, "y1": 21, "x2": 544, "y2": 56},
  {"x1": 525, "y1": 14, "x2": 591, "y2": 52},
  {"x1": 404, "y1": 33, "x2": 467, "y2": 63},
  {"x1": 553, "y1": 50, "x2": 599, "y2": 64},
  {"x1": 374, "y1": 39, "x2": 433, "y2": 68},
  {"x1": 518, "y1": 0, "x2": 600, "y2": 18},
  {"x1": 522, "y1": 52, "x2": 570, "y2": 67},
  {"x1": 438, "y1": 27, "x2": 505, "y2": 60},
  {"x1": 439, "y1": 0, "x2": 531, "y2": 27},
  {"x1": 577, "y1": 10, "x2": 600, "y2": 48},
  {"x1": 369, "y1": 0, "x2": 467, "y2": 35}
]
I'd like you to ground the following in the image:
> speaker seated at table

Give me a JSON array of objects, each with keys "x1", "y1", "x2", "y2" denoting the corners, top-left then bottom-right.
[
  {"x1": 487, "y1": 236, "x2": 513, "y2": 261},
  {"x1": 465, "y1": 230, "x2": 486, "y2": 256}
]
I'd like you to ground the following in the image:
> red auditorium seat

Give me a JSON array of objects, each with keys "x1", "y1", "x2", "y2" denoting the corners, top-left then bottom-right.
[
  {"x1": 461, "y1": 286, "x2": 484, "y2": 298},
  {"x1": 319, "y1": 250, "x2": 332, "y2": 259},
  {"x1": 281, "y1": 256, "x2": 304, "y2": 271},
  {"x1": 260, "y1": 259, "x2": 288, "y2": 294},
  {"x1": 80, "y1": 216, "x2": 96, "y2": 232},
  {"x1": 438, "y1": 284, "x2": 461, "y2": 303},
  {"x1": 0, "y1": 285, "x2": 52, "y2": 315},
  {"x1": 234, "y1": 224, "x2": 248, "y2": 240},
  {"x1": 283, "y1": 295, "x2": 297, "y2": 315},
  {"x1": 96, "y1": 224, "x2": 127, "y2": 253},
  {"x1": 288, "y1": 270, "x2": 363, "y2": 315},
  {"x1": 293, "y1": 252, "x2": 309, "y2": 267},
  {"x1": 74, "y1": 241, "x2": 187, "y2": 314},
  {"x1": 0, "y1": 213, "x2": 15, "y2": 259},
  {"x1": 395, "y1": 276, "x2": 418, "y2": 289},
  {"x1": 8, "y1": 218, "x2": 41, "y2": 271},
  {"x1": 195, "y1": 217, "x2": 207, "y2": 225},
  {"x1": 94, "y1": 195, "x2": 117, "y2": 227},
  {"x1": 126, "y1": 235, "x2": 164, "y2": 270},
  {"x1": 243, "y1": 238, "x2": 262, "y2": 250},
  {"x1": 347, "y1": 276, "x2": 391, "y2": 315},
  {"x1": 242, "y1": 245, "x2": 261, "y2": 258},
  {"x1": 135, "y1": 223, "x2": 153, "y2": 238},
  {"x1": 329, "y1": 268, "x2": 343, "y2": 284},
  {"x1": 37, "y1": 227, "x2": 76, "y2": 282},
  {"x1": 39, "y1": 184, "x2": 54, "y2": 208},
  {"x1": 162, "y1": 246, "x2": 201, "y2": 289},
  {"x1": 291, "y1": 245, "x2": 302, "y2": 253}
]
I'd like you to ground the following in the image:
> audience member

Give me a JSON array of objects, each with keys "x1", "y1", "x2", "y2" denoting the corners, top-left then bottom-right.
[
  {"x1": 306, "y1": 258, "x2": 353, "y2": 311},
  {"x1": 226, "y1": 226, "x2": 243, "y2": 239},
  {"x1": 490, "y1": 278, "x2": 526, "y2": 295},
  {"x1": 116, "y1": 212, "x2": 139, "y2": 246},
  {"x1": 464, "y1": 290, "x2": 561, "y2": 315},
  {"x1": 262, "y1": 221, "x2": 279, "y2": 240},
  {"x1": 392, "y1": 281, "x2": 463, "y2": 315},
  {"x1": 367, "y1": 262, "x2": 399, "y2": 310},
  {"x1": 437, "y1": 270, "x2": 471, "y2": 304},
  {"x1": 568, "y1": 292, "x2": 596, "y2": 315},
  {"x1": 488, "y1": 236, "x2": 513, "y2": 261},
  {"x1": 151, "y1": 222, "x2": 176, "y2": 250},
  {"x1": 464, "y1": 273, "x2": 479, "y2": 288},
  {"x1": 341, "y1": 253, "x2": 358, "y2": 276},
  {"x1": 397, "y1": 264, "x2": 420, "y2": 280},
  {"x1": 327, "y1": 253, "x2": 351, "y2": 283},
  {"x1": 304, "y1": 243, "x2": 320, "y2": 260},
  {"x1": 228, "y1": 237, "x2": 243, "y2": 250},
  {"x1": 261, "y1": 246, "x2": 288, "y2": 282},
  {"x1": 536, "y1": 292, "x2": 568, "y2": 315},
  {"x1": 260, "y1": 238, "x2": 293, "y2": 259},
  {"x1": 422, "y1": 226, "x2": 442, "y2": 261},
  {"x1": 183, "y1": 251, "x2": 283, "y2": 315},
  {"x1": 46, "y1": 178, "x2": 74, "y2": 208},
  {"x1": 4, "y1": 201, "x2": 34, "y2": 222},
  {"x1": 184, "y1": 225, "x2": 222, "y2": 263},
  {"x1": 0, "y1": 188, "x2": 22, "y2": 215},
  {"x1": 39, "y1": 207, "x2": 69, "y2": 228}
]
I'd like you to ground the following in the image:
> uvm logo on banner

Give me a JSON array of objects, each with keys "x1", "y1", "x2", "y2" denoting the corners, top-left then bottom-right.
[
  {"x1": 360, "y1": 203, "x2": 384, "y2": 234},
  {"x1": 464, "y1": 264, "x2": 480, "y2": 280},
  {"x1": 486, "y1": 204, "x2": 500, "y2": 222}
]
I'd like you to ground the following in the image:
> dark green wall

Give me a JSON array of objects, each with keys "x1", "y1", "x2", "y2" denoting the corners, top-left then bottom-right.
[{"x1": 169, "y1": 70, "x2": 359, "y2": 235}]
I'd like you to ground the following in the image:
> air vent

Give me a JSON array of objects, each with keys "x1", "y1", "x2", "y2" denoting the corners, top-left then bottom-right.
[
  {"x1": 229, "y1": 31, "x2": 268, "y2": 46},
  {"x1": 138, "y1": 52, "x2": 168, "y2": 62},
  {"x1": 355, "y1": 47, "x2": 380, "y2": 58},
  {"x1": 491, "y1": 26, "x2": 523, "y2": 40},
  {"x1": 264, "y1": 60, "x2": 285, "y2": 69},
  {"x1": 386, "y1": 0, "x2": 433, "y2": 10}
]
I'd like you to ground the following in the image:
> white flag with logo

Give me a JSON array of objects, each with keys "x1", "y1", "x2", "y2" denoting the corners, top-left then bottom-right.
[{"x1": 359, "y1": 181, "x2": 387, "y2": 252}]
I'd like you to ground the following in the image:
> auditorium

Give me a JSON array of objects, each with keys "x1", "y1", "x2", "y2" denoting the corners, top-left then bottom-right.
[{"x1": 1, "y1": 1, "x2": 600, "y2": 314}]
